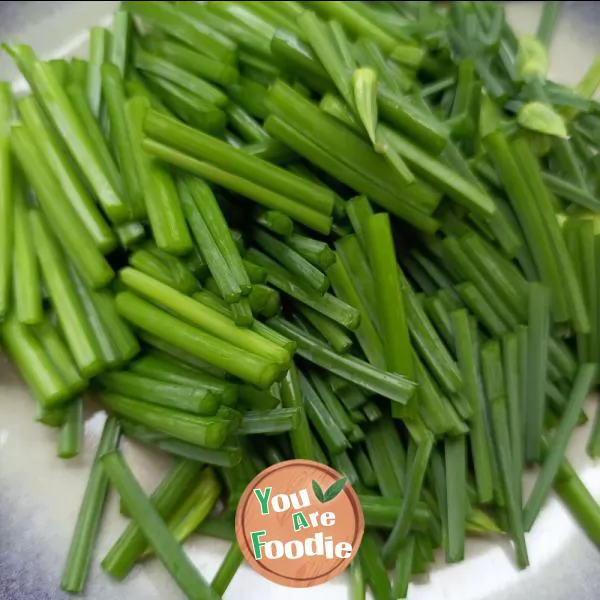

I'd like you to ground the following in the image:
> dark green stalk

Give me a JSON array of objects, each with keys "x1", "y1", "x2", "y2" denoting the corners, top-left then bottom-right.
[
  {"x1": 128, "y1": 97, "x2": 193, "y2": 254},
  {"x1": 100, "y1": 372, "x2": 219, "y2": 415},
  {"x1": 489, "y1": 394, "x2": 529, "y2": 569},
  {"x1": 328, "y1": 247, "x2": 385, "y2": 368},
  {"x1": 359, "y1": 533, "x2": 392, "y2": 600},
  {"x1": 0, "y1": 83, "x2": 11, "y2": 319},
  {"x1": 101, "y1": 451, "x2": 221, "y2": 600},
  {"x1": 61, "y1": 417, "x2": 120, "y2": 593},
  {"x1": 238, "y1": 408, "x2": 300, "y2": 435},
  {"x1": 102, "y1": 392, "x2": 231, "y2": 448},
  {"x1": 392, "y1": 536, "x2": 415, "y2": 599},
  {"x1": 526, "y1": 283, "x2": 551, "y2": 462},
  {"x1": 102, "y1": 459, "x2": 200, "y2": 578},
  {"x1": 146, "y1": 36, "x2": 239, "y2": 86},
  {"x1": 121, "y1": 420, "x2": 241, "y2": 467},
  {"x1": 553, "y1": 454, "x2": 600, "y2": 550},
  {"x1": 124, "y1": 0, "x2": 236, "y2": 63},
  {"x1": 367, "y1": 214, "x2": 414, "y2": 392},
  {"x1": 484, "y1": 131, "x2": 568, "y2": 321},
  {"x1": 512, "y1": 137, "x2": 588, "y2": 332},
  {"x1": 12, "y1": 176, "x2": 42, "y2": 324}
]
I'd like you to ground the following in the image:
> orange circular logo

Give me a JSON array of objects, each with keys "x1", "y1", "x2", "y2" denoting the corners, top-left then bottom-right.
[{"x1": 235, "y1": 459, "x2": 364, "y2": 588}]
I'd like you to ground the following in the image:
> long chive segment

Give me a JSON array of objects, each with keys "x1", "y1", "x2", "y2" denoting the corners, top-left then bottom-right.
[
  {"x1": 17, "y1": 95, "x2": 116, "y2": 254},
  {"x1": 126, "y1": 96, "x2": 192, "y2": 255},
  {"x1": 524, "y1": 364, "x2": 597, "y2": 530},
  {"x1": 482, "y1": 342, "x2": 529, "y2": 569},
  {"x1": 102, "y1": 459, "x2": 201, "y2": 578},
  {"x1": 367, "y1": 213, "x2": 415, "y2": 416},
  {"x1": 264, "y1": 82, "x2": 443, "y2": 233},
  {"x1": 119, "y1": 267, "x2": 288, "y2": 364},
  {"x1": 445, "y1": 435, "x2": 467, "y2": 563},
  {"x1": 101, "y1": 451, "x2": 221, "y2": 600},
  {"x1": 490, "y1": 393, "x2": 530, "y2": 568},
  {"x1": 10, "y1": 125, "x2": 114, "y2": 289},
  {"x1": 511, "y1": 138, "x2": 588, "y2": 333},
  {"x1": 525, "y1": 283, "x2": 551, "y2": 463},
  {"x1": 12, "y1": 175, "x2": 42, "y2": 325},
  {"x1": 144, "y1": 109, "x2": 336, "y2": 216},
  {"x1": 101, "y1": 63, "x2": 145, "y2": 219},
  {"x1": 280, "y1": 362, "x2": 315, "y2": 460},
  {"x1": 382, "y1": 433, "x2": 434, "y2": 565},
  {"x1": 123, "y1": 1, "x2": 236, "y2": 64},
  {"x1": 0, "y1": 83, "x2": 11, "y2": 319},
  {"x1": 186, "y1": 177, "x2": 251, "y2": 295},
  {"x1": 484, "y1": 130, "x2": 568, "y2": 322},
  {"x1": 99, "y1": 371, "x2": 219, "y2": 415},
  {"x1": 30, "y1": 211, "x2": 105, "y2": 378},
  {"x1": 60, "y1": 417, "x2": 120, "y2": 593},
  {"x1": 270, "y1": 316, "x2": 416, "y2": 404},
  {"x1": 144, "y1": 138, "x2": 333, "y2": 235},
  {"x1": 359, "y1": 533, "x2": 393, "y2": 600},
  {"x1": 58, "y1": 397, "x2": 84, "y2": 459},
  {"x1": 116, "y1": 292, "x2": 282, "y2": 389},
  {"x1": 102, "y1": 390, "x2": 231, "y2": 448},
  {"x1": 351, "y1": 557, "x2": 367, "y2": 600},
  {"x1": 32, "y1": 61, "x2": 129, "y2": 224}
]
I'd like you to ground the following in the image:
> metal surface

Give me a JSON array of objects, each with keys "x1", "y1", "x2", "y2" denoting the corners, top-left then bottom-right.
[{"x1": 1, "y1": 2, "x2": 600, "y2": 599}]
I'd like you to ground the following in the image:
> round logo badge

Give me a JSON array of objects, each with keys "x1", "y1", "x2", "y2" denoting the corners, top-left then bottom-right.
[{"x1": 235, "y1": 459, "x2": 364, "y2": 588}]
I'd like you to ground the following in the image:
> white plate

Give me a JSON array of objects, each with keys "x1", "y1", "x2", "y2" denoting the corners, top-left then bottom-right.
[{"x1": 1, "y1": 2, "x2": 600, "y2": 599}]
